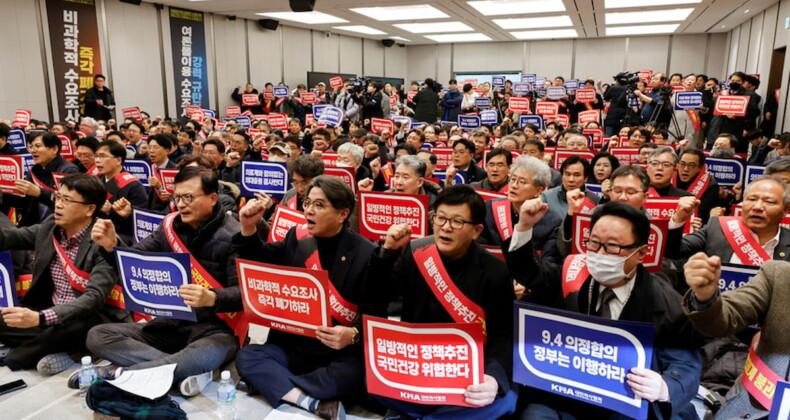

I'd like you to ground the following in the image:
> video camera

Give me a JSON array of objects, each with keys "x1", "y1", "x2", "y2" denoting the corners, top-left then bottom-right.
[
  {"x1": 351, "y1": 77, "x2": 369, "y2": 92},
  {"x1": 614, "y1": 71, "x2": 640, "y2": 86}
]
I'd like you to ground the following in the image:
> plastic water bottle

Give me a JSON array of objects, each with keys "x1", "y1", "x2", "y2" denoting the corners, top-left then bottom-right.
[
  {"x1": 217, "y1": 370, "x2": 236, "y2": 420},
  {"x1": 78, "y1": 356, "x2": 97, "y2": 409}
]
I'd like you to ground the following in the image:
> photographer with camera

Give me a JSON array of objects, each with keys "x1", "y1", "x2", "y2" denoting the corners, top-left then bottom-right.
[
  {"x1": 361, "y1": 80, "x2": 385, "y2": 124},
  {"x1": 412, "y1": 78, "x2": 441, "y2": 124},
  {"x1": 603, "y1": 72, "x2": 637, "y2": 137},
  {"x1": 333, "y1": 81, "x2": 361, "y2": 129},
  {"x1": 634, "y1": 72, "x2": 672, "y2": 126}
]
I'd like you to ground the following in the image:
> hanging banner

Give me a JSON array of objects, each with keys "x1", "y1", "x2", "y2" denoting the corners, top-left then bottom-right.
[
  {"x1": 169, "y1": 7, "x2": 209, "y2": 117},
  {"x1": 46, "y1": 0, "x2": 103, "y2": 121},
  {"x1": 115, "y1": 247, "x2": 196, "y2": 321},
  {"x1": 364, "y1": 315, "x2": 485, "y2": 407},
  {"x1": 358, "y1": 192, "x2": 429, "y2": 241},
  {"x1": 513, "y1": 301, "x2": 655, "y2": 420}
]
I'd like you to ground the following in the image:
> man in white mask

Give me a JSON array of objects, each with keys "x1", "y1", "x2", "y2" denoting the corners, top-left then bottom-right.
[{"x1": 504, "y1": 200, "x2": 701, "y2": 419}]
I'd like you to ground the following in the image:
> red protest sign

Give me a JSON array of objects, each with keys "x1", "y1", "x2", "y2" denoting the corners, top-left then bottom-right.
[
  {"x1": 242, "y1": 94, "x2": 260, "y2": 106},
  {"x1": 301, "y1": 92, "x2": 317, "y2": 105},
  {"x1": 237, "y1": 260, "x2": 331, "y2": 338},
  {"x1": 158, "y1": 168, "x2": 179, "y2": 194},
  {"x1": 390, "y1": 95, "x2": 398, "y2": 107},
  {"x1": 713, "y1": 95, "x2": 749, "y2": 117},
  {"x1": 535, "y1": 102, "x2": 559, "y2": 116},
  {"x1": 320, "y1": 151, "x2": 339, "y2": 168},
  {"x1": 324, "y1": 167, "x2": 356, "y2": 193},
  {"x1": 575, "y1": 89, "x2": 596, "y2": 103},
  {"x1": 460, "y1": 79, "x2": 478, "y2": 89},
  {"x1": 583, "y1": 128, "x2": 604, "y2": 148},
  {"x1": 0, "y1": 156, "x2": 23, "y2": 195},
  {"x1": 407, "y1": 91, "x2": 417, "y2": 103},
  {"x1": 252, "y1": 114, "x2": 268, "y2": 121},
  {"x1": 190, "y1": 109, "x2": 204, "y2": 122},
  {"x1": 554, "y1": 114, "x2": 570, "y2": 127},
  {"x1": 571, "y1": 214, "x2": 668, "y2": 272},
  {"x1": 372, "y1": 118, "x2": 395, "y2": 134},
  {"x1": 638, "y1": 70, "x2": 653, "y2": 82},
  {"x1": 554, "y1": 150, "x2": 595, "y2": 170},
  {"x1": 263, "y1": 91, "x2": 275, "y2": 101},
  {"x1": 364, "y1": 315, "x2": 485, "y2": 407},
  {"x1": 122, "y1": 107, "x2": 143, "y2": 122},
  {"x1": 508, "y1": 97, "x2": 530, "y2": 113},
  {"x1": 268, "y1": 113, "x2": 288, "y2": 130},
  {"x1": 268, "y1": 206, "x2": 307, "y2": 242},
  {"x1": 578, "y1": 110, "x2": 600, "y2": 124},
  {"x1": 644, "y1": 197, "x2": 695, "y2": 234},
  {"x1": 474, "y1": 189, "x2": 507, "y2": 201},
  {"x1": 226, "y1": 106, "x2": 241, "y2": 117},
  {"x1": 609, "y1": 147, "x2": 640, "y2": 165},
  {"x1": 306, "y1": 113, "x2": 315, "y2": 126},
  {"x1": 185, "y1": 105, "x2": 201, "y2": 118},
  {"x1": 12, "y1": 109, "x2": 31, "y2": 128},
  {"x1": 57, "y1": 134, "x2": 75, "y2": 161},
  {"x1": 329, "y1": 76, "x2": 343, "y2": 89},
  {"x1": 358, "y1": 192, "x2": 429, "y2": 241},
  {"x1": 431, "y1": 147, "x2": 454, "y2": 170}
]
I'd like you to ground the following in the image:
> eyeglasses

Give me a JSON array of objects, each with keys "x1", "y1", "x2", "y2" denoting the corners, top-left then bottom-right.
[
  {"x1": 647, "y1": 160, "x2": 674, "y2": 169},
  {"x1": 432, "y1": 214, "x2": 475, "y2": 230},
  {"x1": 610, "y1": 188, "x2": 644, "y2": 197},
  {"x1": 94, "y1": 154, "x2": 116, "y2": 160},
  {"x1": 509, "y1": 177, "x2": 532, "y2": 188},
  {"x1": 54, "y1": 192, "x2": 91, "y2": 206},
  {"x1": 677, "y1": 162, "x2": 700, "y2": 169},
  {"x1": 170, "y1": 193, "x2": 206, "y2": 205},
  {"x1": 303, "y1": 199, "x2": 331, "y2": 210},
  {"x1": 584, "y1": 239, "x2": 642, "y2": 255},
  {"x1": 486, "y1": 162, "x2": 507, "y2": 169}
]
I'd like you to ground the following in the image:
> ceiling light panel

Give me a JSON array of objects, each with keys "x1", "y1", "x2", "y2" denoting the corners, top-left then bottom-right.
[
  {"x1": 468, "y1": 0, "x2": 565, "y2": 16},
  {"x1": 256, "y1": 11, "x2": 348, "y2": 25},
  {"x1": 606, "y1": 24, "x2": 680, "y2": 36},
  {"x1": 494, "y1": 16, "x2": 573, "y2": 29},
  {"x1": 606, "y1": 8, "x2": 693, "y2": 24},
  {"x1": 332, "y1": 25, "x2": 387, "y2": 35},
  {"x1": 510, "y1": 29, "x2": 578, "y2": 39},
  {"x1": 605, "y1": 0, "x2": 702, "y2": 9},
  {"x1": 394, "y1": 22, "x2": 474, "y2": 34},
  {"x1": 424, "y1": 33, "x2": 492, "y2": 43},
  {"x1": 350, "y1": 5, "x2": 449, "y2": 21},
  {"x1": 390, "y1": 36, "x2": 411, "y2": 42}
]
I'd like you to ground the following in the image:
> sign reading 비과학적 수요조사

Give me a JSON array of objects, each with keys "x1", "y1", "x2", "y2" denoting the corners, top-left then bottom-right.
[
  {"x1": 358, "y1": 192, "x2": 429, "y2": 241},
  {"x1": 0, "y1": 252, "x2": 18, "y2": 308},
  {"x1": 513, "y1": 301, "x2": 655, "y2": 420},
  {"x1": 363, "y1": 315, "x2": 485, "y2": 407},
  {"x1": 115, "y1": 247, "x2": 195, "y2": 321},
  {"x1": 169, "y1": 7, "x2": 209, "y2": 118},
  {"x1": 240, "y1": 160, "x2": 288, "y2": 198},
  {"x1": 237, "y1": 259, "x2": 331, "y2": 338},
  {"x1": 132, "y1": 208, "x2": 166, "y2": 243}
]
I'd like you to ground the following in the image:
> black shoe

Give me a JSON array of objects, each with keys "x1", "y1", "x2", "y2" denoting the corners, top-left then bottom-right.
[{"x1": 314, "y1": 400, "x2": 346, "y2": 420}]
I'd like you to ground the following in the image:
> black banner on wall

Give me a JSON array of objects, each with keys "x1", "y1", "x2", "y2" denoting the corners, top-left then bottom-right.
[{"x1": 169, "y1": 7, "x2": 209, "y2": 117}]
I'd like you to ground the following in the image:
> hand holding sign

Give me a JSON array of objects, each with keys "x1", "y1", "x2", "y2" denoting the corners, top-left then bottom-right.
[
  {"x1": 1, "y1": 307, "x2": 40, "y2": 328},
  {"x1": 464, "y1": 375, "x2": 498, "y2": 406},
  {"x1": 383, "y1": 224, "x2": 412, "y2": 250},
  {"x1": 672, "y1": 196, "x2": 700, "y2": 224},
  {"x1": 14, "y1": 179, "x2": 40, "y2": 198},
  {"x1": 92, "y1": 219, "x2": 118, "y2": 253},
  {"x1": 566, "y1": 189, "x2": 586, "y2": 216},
  {"x1": 112, "y1": 198, "x2": 133, "y2": 219},
  {"x1": 315, "y1": 325, "x2": 355, "y2": 350},
  {"x1": 684, "y1": 252, "x2": 722, "y2": 302},
  {"x1": 627, "y1": 367, "x2": 669, "y2": 402},
  {"x1": 179, "y1": 284, "x2": 217, "y2": 307},
  {"x1": 239, "y1": 197, "x2": 268, "y2": 236},
  {"x1": 517, "y1": 198, "x2": 548, "y2": 232},
  {"x1": 148, "y1": 176, "x2": 162, "y2": 190}
]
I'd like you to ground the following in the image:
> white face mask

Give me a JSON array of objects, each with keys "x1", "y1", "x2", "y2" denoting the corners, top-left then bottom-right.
[
  {"x1": 586, "y1": 247, "x2": 641, "y2": 286},
  {"x1": 545, "y1": 129, "x2": 555, "y2": 137}
]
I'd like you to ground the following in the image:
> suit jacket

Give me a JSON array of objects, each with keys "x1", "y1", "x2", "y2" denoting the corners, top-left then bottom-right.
[
  {"x1": 481, "y1": 198, "x2": 562, "y2": 265},
  {"x1": 683, "y1": 260, "x2": 790, "y2": 418},
  {"x1": 666, "y1": 216, "x2": 790, "y2": 263},
  {"x1": 507, "y1": 239, "x2": 701, "y2": 419},
  {"x1": 0, "y1": 217, "x2": 129, "y2": 325},
  {"x1": 232, "y1": 226, "x2": 376, "y2": 358},
  {"x1": 366, "y1": 237, "x2": 516, "y2": 394},
  {"x1": 541, "y1": 185, "x2": 600, "y2": 221}
]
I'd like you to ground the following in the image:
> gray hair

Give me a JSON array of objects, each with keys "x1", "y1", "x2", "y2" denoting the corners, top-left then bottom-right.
[
  {"x1": 395, "y1": 155, "x2": 427, "y2": 178},
  {"x1": 648, "y1": 146, "x2": 678, "y2": 163},
  {"x1": 81, "y1": 117, "x2": 98, "y2": 130},
  {"x1": 510, "y1": 155, "x2": 551, "y2": 189},
  {"x1": 747, "y1": 175, "x2": 790, "y2": 207},
  {"x1": 765, "y1": 158, "x2": 790, "y2": 175},
  {"x1": 710, "y1": 147, "x2": 735, "y2": 159},
  {"x1": 337, "y1": 142, "x2": 363, "y2": 164}
]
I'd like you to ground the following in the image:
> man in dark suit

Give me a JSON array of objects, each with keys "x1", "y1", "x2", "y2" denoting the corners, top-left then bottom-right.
[
  {"x1": 365, "y1": 185, "x2": 518, "y2": 419},
  {"x1": 646, "y1": 146, "x2": 693, "y2": 198},
  {"x1": 145, "y1": 134, "x2": 178, "y2": 212},
  {"x1": 232, "y1": 176, "x2": 376, "y2": 420},
  {"x1": 444, "y1": 139, "x2": 488, "y2": 186},
  {"x1": 0, "y1": 174, "x2": 129, "y2": 374},
  {"x1": 509, "y1": 200, "x2": 701, "y2": 419}
]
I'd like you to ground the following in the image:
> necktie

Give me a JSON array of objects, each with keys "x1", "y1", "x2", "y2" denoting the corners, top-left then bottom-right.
[{"x1": 598, "y1": 288, "x2": 616, "y2": 319}]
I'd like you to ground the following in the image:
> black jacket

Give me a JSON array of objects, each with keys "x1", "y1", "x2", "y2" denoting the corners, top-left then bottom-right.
[
  {"x1": 412, "y1": 88, "x2": 440, "y2": 124},
  {"x1": 11, "y1": 156, "x2": 80, "y2": 226}
]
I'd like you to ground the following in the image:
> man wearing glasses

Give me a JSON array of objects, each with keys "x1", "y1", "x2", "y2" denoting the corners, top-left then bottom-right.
[
  {"x1": 0, "y1": 174, "x2": 129, "y2": 375},
  {"x1": 85, "y1": 167, "x2": 243, "y2": 397},
  {"x1": 508, "y1": 200, "x2": 701, "y2": 419},
  {"x1": 444, "y1": 139, "x2": 488, "y2": 187},
  {"x1": 366, "y1": 185, "x2": 518, "y2": 419},
  {"x1": 674, "y1": 149, "x2": 721, "y2": 225},
  {"x1": 93, "y1": 140, "x2": 148, "y2": 244},
  {"x1": 470, "y1": 148, "x2": 511, "y2": 193},
  {"x1": 645, "y1": 146, "x2": 694, "y2": 199},
  {"x1": 145, "y1": 134, "x2": 177, "y2": 212}
]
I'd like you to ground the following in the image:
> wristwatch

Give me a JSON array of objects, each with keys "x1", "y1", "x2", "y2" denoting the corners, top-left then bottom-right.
[{"x1": 350, "y1": 327, "x2": 360, "y2": 344}]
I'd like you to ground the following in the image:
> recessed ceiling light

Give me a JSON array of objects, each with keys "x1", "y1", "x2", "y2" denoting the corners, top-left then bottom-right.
[
  {"x1": 256, "y1": 11, "x2": 348, "y2": 25},
  {"x1": 350, "y1": 5, "x2": 449, "y2": 21},
  {"x1": 332, "y1": 25, "x2": 387, "y2": 35},
  {"x1": 390, "y1": 36, "x2": 411, "y2": 42},
  {"x1": 744, "y1": 9, "x2": 750, "y2": 13},
  {"x1": 424, "y1": 33, "x2": 492, "y2": 43},
  {"x1": 394, "y1": 22, "x2": 474, "y2": 34},
  {"x1": 510, "y1": 29, "x2": 578, "y2": 39},
  {"x1": 494, "y1": 16, "x2": 573, "y2": 30},
  {"x1": 606, "y1": 24, "x2": 680, "y2": 36},
  {"x1": 606, "y1": 8, "x2": 693, "y2": 24},
  {"x1": 605, "y1": 0, "x2": 702, "y2": 9},
  {"x1": 467, "y1": 0, "x2": 565, "y2": 16}
]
